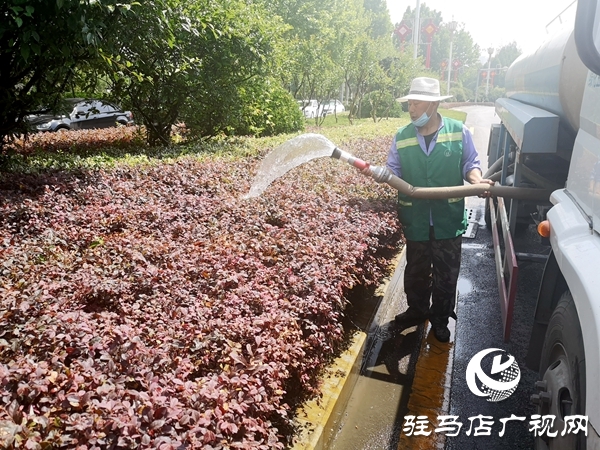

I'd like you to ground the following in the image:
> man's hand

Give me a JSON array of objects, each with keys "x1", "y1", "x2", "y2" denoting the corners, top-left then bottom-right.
[
  {"x1": 476, "y1": 178, "x2": 495, "y2": 198},
  {"x1": 359, "y1": 166, "x2": 373, "y2": 177},
  {"x1": 466, "y1": 169, "x2": 494, "y2": 198}
]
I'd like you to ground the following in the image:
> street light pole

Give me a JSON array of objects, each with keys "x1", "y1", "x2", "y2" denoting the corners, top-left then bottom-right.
[
  {"x1": 413, "y1": 0, "x2": 421, "y2": 59},
  {"x1": 446, "y1": 21, "x2": 457, "y2": 96},
  {"x1": 485, "y1": 47, "x2": 494, "y2": 97}
]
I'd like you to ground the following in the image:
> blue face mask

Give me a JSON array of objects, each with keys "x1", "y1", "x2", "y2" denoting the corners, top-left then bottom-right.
[
  {"x1": 411, "y1": 103, "x2": 433, "y2": 127},
  {"x1": 412, "y1": 112, "x2": 430, "y2": 127}
]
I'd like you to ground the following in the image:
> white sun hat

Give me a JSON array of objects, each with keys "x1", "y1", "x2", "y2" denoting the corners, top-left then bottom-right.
[{"x1": 397, "y1": 77, "x2": 453, "y2": 102}]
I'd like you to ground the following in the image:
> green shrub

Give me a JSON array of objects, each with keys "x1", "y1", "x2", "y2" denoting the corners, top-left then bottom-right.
[
  {"x1": 358, "y1": 91, "x2": 403, "y2": 120},
  {"x1": 237, "y1": 82, "x2": 304, "y2": 137},
  {"x1": 448, "y1": 83, "x2": 471, "y2": 102}
]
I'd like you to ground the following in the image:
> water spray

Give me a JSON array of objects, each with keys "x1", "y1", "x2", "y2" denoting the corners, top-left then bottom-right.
[{"x1": 246, "y1": 133, "x2": 552, "y2": 202}]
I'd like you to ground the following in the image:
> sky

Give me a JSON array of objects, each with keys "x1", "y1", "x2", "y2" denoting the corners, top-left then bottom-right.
[{"x1": 385, "y1": 0, "x2": 577, "y2": 57}]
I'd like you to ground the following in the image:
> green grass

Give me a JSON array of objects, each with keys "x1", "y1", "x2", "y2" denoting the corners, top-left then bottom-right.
[{"x1": 440, "y1": 108, "x2": 467, "y2": 122}]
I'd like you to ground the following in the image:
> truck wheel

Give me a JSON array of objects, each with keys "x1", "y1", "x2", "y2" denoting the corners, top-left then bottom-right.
[{"x1": 534, "y1": 292, "x2": 586, "y2": 450}]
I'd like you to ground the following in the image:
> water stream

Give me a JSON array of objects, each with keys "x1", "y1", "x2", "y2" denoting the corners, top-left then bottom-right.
[{"x1": 244, "y1": 133, "x2": 336, "y2": 198}]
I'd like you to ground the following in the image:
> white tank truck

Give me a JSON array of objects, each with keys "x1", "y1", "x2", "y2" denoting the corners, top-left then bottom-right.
[{"x1": 483, "y1": 0, "x2": 600, "y2": 448}]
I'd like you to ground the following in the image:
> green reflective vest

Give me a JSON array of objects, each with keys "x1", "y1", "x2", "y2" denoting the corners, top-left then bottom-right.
[{"x1": 395, "y1": 117, "x2": 467, "y2": 241}]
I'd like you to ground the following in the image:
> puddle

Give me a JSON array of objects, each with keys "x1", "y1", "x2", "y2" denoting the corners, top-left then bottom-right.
[{"x1": 457, "y1": 278, "x2": 473, "y2": 295}]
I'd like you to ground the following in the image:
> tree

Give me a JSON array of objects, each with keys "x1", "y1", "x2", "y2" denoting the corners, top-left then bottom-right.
[
  {"x1": 398, "y1": 4, "x2": 481, "y2": 98},
  {"x1": 358, "y1": 53, "x2": 422, "y2": 121},
  {"x1": 494, "y1": 42, "x2": 522, "y2": 69},
  {"x1": 328, "y1": 0, "x2": 394, "y2": 122},
  {"x1": 431, "y1": 24, "x2": 480, "y2": 76},
  {"x1": 490, "y1": 42, "x2": 522, "y2": 88},
  {"x1": 264, "y1": 0, "x2": 369, "y2": 125},
  {"x1": 364, "y1": 0, "x2": 393, "y2": 39},
  {"x1": 0, "y1": 0, "x2": 136, "y2": 151},
  {"x1": 86, "y1": 0, "x2": 301, "y2": 144},
  {"x1": 462, "y1": 42, "x2": 522, "y2": 101}
]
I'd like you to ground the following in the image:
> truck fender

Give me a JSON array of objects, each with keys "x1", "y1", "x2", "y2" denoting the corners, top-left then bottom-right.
[
  {"x1": 526, "y1": 250, "x2": 568, "y2": 371},
  {"x1": 539, "y1": 188, "x2": 600, "y2": 438}
]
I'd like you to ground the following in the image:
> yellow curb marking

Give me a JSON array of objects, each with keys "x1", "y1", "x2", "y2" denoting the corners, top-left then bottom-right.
[{"x1": 398, "y1": 321, "x2": 456, "y2": 450}]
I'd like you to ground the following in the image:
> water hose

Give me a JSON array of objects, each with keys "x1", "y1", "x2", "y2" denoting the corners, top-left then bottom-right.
[
  {"x1": 483, "y1": 155, "x2": 504, "y2": 179},
  {"x1": 330, "y1": 148, "x2": 552, "y2": 201}
]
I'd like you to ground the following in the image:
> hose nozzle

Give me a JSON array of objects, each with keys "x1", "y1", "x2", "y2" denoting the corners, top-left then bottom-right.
[
  {"x1": 331, "y1": 147, "x2": 392, "y2": 183},
  {"x1": 330, "y1": 147, "x2": 343, "y2": 160}
]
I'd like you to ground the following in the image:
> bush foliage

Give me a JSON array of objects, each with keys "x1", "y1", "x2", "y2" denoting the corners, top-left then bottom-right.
[
  {"x1": 5, "y1": 127, "x2": 146, "y2": 157},
  {"x1": 0, "y1": 134, "x2": 401, "y2": 448}
]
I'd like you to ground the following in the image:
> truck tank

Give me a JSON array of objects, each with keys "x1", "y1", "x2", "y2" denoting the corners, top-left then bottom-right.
[
  {"x1": 488, "y1": 27, "x2": 590, "y2": 229},
  {"x1": 505, "y1": 27, "x2": 588, "y2": 136}
]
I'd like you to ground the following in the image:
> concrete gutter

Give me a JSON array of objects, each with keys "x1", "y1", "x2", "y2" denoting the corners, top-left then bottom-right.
[
  {"x1": 291, "y1": 250, "x2": 406, "y2": 449},
  {"x1": 291, "y1": 331, "x2": 368, "y2": 449},
  {"x1": 397, "y1": 321, "x2": 455, "y2": 450}
]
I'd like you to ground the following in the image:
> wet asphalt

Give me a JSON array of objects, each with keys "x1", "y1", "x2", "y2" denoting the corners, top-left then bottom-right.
[
  {"x1": 445, "y1": 105, "x2": 546, "y2": 450},
  {"x1": 445, "y1": 202, "x2": 544, "y2": 449},
  {"x1": 329, "y1": 106, "x2": 548, "y2": 449}
]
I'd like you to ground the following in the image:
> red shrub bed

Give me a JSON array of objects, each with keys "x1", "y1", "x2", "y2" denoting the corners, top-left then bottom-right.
[
  {"x1": 6, "y1": 127, "x2": 145, "y2": 156},
  {"x1": 0, "y1": 137, "x2": 401, "y2": 449}
]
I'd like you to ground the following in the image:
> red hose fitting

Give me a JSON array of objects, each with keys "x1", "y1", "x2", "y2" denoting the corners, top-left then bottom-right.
[{"x1": 351, "y1": 158, "x2": 369, "y2": 170}]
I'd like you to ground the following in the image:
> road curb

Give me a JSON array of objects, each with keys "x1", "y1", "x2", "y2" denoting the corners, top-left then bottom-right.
[
  {"x1": 291, "y1": 331, "x2": 367, "y2": 450},
  {"x1": 291, "y1": 248, "x2": 406, "y2": 449}
]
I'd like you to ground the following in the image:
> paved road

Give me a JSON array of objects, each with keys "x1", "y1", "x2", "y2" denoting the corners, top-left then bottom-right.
[{"x1": 446, "y1": 105, "x2": 546, "y2": 449}]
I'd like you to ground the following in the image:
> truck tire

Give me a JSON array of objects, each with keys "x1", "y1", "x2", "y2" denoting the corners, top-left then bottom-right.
[{"x1": 534, "y1": 292, "x2": 586, "y2": 450}]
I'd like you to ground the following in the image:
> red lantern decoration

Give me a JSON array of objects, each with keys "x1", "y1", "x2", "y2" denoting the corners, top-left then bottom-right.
[
  {"x1": 394, "y1": 21, "x2": 412, "y2": 51},
  {"x1": 422, "y1": 19, "x2": 438, "y2": 68}
]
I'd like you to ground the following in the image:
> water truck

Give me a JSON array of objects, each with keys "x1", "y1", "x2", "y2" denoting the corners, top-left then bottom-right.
[{"x1": 479, "y1": 1, "x2": 600, "y2": 448}]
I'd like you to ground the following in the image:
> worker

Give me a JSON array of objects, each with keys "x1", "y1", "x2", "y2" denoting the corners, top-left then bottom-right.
[{"x1": 364, "y1": 77, "x2": 493, "y2": 342}]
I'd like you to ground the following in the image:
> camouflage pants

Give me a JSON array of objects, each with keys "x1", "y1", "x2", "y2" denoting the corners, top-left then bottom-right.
[{"x1": 404, "y1": 226, "x2": 462, "y2": 327}]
